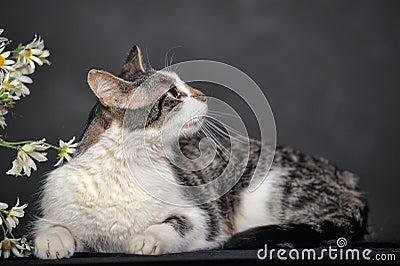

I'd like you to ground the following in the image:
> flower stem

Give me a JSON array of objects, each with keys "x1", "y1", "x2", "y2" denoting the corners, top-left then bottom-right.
[
  {"x1": 9, "y1": 229, "x2": 15, "y2": 239},
  {"x1": 0, "y1": 139, "x2": 31, "y2": 149},
  {"x1": 44, "y1": 143, "x2": 61, "y2": 151},
  {"x1": 0, "y1": 214, "x2": 7, "y2": 240},
  {"x1": 0, "y1": 140, "x2": 34, "y2": 146},
  {"x1": 0, "y1": 139, "x2": 61, "y2": 151},
  {"x1": 10, "y1": 44, "x2": 23, "y2": 60},
  {"x1": 0, "y1": 213, "x2": 15, "y2": 239},
  {"x1": 1, "y1": 224, "x2": 6, "y2": 240},
  {"x1": 0, "y1": 142, "x2": 18, "y2": 150}
]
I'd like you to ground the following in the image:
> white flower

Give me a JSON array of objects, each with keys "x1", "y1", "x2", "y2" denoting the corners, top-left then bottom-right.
[
  {"x1": 0, "y1": 29, "x2": 8, "y2": 43},
  {"x1": 0, "y1": 71, "x2": 20, "y2": 90},
  {"x1": 14, "y1": 63, "x2": 34, "y2": 75},
  {"x1": 0, "y1": 202, "x2": 8, "y2": 210},
  {"x1": 0, "y1": 202, "x2": 8, "y2": 226},
  {"x1": 11, "y1": 70, "x2": 33, "y2": 84},
  {"x1": 0, "y1": 106, "x2": 7, "y2": 129},
  {"x1": 5, "y1": 73, "x2": 30, "y2": 98},
  {"x1": 0, "y1": 44, "x2": 15, "y2": 72},
  {"x1": 15, "y1": 35, "x2": 50, "y2": 70},
  {"x1": 0, "y1": 238, "x2": 24, "y2": 258},
  {"x1": 12, "y1": 83, "x2": 30, "y2": 98},
  {"x1": 55, "y1": 136, "x2": 78, "y2": 166},
  {"x1": 0, "y1": 71, "x2": 29, "y2": 97},
  {"x1": 6, "y1": 138, "x2": 49, "y2": 176},
  {"x1": 4, "y1": 197, "x2": 27, "y2": 232},
  {"x1": 9, "y1": 71, "x2": 32, "y2": 97}
]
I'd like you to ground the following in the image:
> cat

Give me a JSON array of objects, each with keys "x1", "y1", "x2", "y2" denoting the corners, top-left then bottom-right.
[{"x1": 33, "y1": 45, "x2": 368, "y2": 259}]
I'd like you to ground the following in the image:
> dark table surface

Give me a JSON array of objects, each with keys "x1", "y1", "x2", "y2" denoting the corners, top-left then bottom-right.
[{"x1": 1, "y1": 243, "x2": 399, "y2": 265}]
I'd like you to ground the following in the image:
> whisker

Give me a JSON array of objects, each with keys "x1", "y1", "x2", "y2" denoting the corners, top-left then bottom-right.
[
  {"x1": 204, "y1": 120, "x2": 250, "y2": 146},
  {"x1": 198, "y1": 123, "x2": 226, "y2": 159},
  {"x1": 168, "y1": 51, "x2": 176, "y2": 72},
  {"x1": 203, "y1": 121, "x2": 229, "y2": 138},
  {"x1": 164, "y1": 48, "x2": 169, "y2": 70},
  {"x1": 205, "y1": 118, "x2": 247, "y2": 139},
  {"x1": 208, "y1": 110, "x2": 238, "y2": 119},
  {"x1": 205, "y1": 115, "x2": 248, "y2": 139},
  {"x1": 201, "y1": 124, "x2": 231, "y2": 159},
  {"x1": 162, "y1": 46, "x2": 182, "y2": 72}
]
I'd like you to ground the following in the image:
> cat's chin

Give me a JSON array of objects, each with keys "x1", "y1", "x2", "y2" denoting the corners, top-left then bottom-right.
[
  {"x1": 138, "y1": 123, "x2": 201, "y2": 146},
  {"x1": 161, "y1": 126, "x2": 200, "y2": 142}
]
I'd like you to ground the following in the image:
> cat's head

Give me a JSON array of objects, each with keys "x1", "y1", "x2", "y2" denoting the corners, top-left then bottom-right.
[{"x1": 86, "y1": 46, "x2": 208, "y2": 142}]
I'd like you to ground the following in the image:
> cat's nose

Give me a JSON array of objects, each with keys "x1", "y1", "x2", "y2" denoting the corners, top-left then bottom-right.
[{"x1": 188, "y1": 86, "x2": 208, "y2": 103}]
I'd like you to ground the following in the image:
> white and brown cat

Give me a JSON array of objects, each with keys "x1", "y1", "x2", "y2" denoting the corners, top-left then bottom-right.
[{"x1": 34, "y1": 46, "x2": 367, "y2": 259}]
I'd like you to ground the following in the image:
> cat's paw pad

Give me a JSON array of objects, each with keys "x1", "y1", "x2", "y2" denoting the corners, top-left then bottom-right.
[
  {"x1": 35, "y1": 228, "x2": 75, "y2": 259},
  {"x1": 128, "y1": 232, "x2": 162, "y2": 255}
]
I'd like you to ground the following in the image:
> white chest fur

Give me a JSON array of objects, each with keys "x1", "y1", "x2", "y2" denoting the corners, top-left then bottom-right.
[{"x1": 40, "y1": 123, "x2": 183, "y2": 251}]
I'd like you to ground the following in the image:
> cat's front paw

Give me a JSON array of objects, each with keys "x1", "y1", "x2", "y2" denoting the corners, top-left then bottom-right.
[
  {"x1": 127, "y1": 224, "x2": 180, "y2": 255},
  {"x1": 34, "y1": 226, "x2": 75, "y2": 259},
  {"x1": 128, "y1": 232, "x2": 162, "y2": 255}
]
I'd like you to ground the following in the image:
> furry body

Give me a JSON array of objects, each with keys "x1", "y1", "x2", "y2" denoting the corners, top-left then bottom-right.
[{"x1": 34, "y1": 46, "x2": 367, "y2": 259}]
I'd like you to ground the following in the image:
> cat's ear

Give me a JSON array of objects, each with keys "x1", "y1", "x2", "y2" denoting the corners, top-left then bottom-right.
[
  {"x1": 120, "y1": 45, "x2": 146, "y2": 80},
  {"x1": 87, "y1": 69, "x2": 132, "y2": 108}
]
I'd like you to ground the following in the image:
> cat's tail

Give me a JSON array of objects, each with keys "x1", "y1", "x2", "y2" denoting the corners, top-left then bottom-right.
[
  {"x1": 224, "y1": 220, "x2": 369, "y2": 249},
  {"x1": 226, "y1": 193, "x2": 369, "y2": 249}
]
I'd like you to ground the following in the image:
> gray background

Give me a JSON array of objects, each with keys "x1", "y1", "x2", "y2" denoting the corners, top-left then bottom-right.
[{"x1": 1, "y1": 0, "x2": 399, "y2": 242}]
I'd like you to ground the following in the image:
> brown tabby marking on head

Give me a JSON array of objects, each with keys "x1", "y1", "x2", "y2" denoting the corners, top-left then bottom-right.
[{"x1": 76, "y1": 103, "x2": 121, "y2": 156}]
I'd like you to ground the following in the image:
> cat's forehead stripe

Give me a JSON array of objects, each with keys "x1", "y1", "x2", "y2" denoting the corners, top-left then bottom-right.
[{"x1": 160, "y1": 71, "x2": 192, "y2": 96}]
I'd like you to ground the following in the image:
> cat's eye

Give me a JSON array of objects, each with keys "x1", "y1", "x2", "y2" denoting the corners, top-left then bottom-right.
[{"x1": 168, "y1": 85, "x2": 181, "y2": 99}]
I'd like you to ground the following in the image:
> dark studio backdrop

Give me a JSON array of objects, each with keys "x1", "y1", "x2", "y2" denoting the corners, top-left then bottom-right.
[{"x1": 0, "y1": 0, "x2": 399, "y2": 244}]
